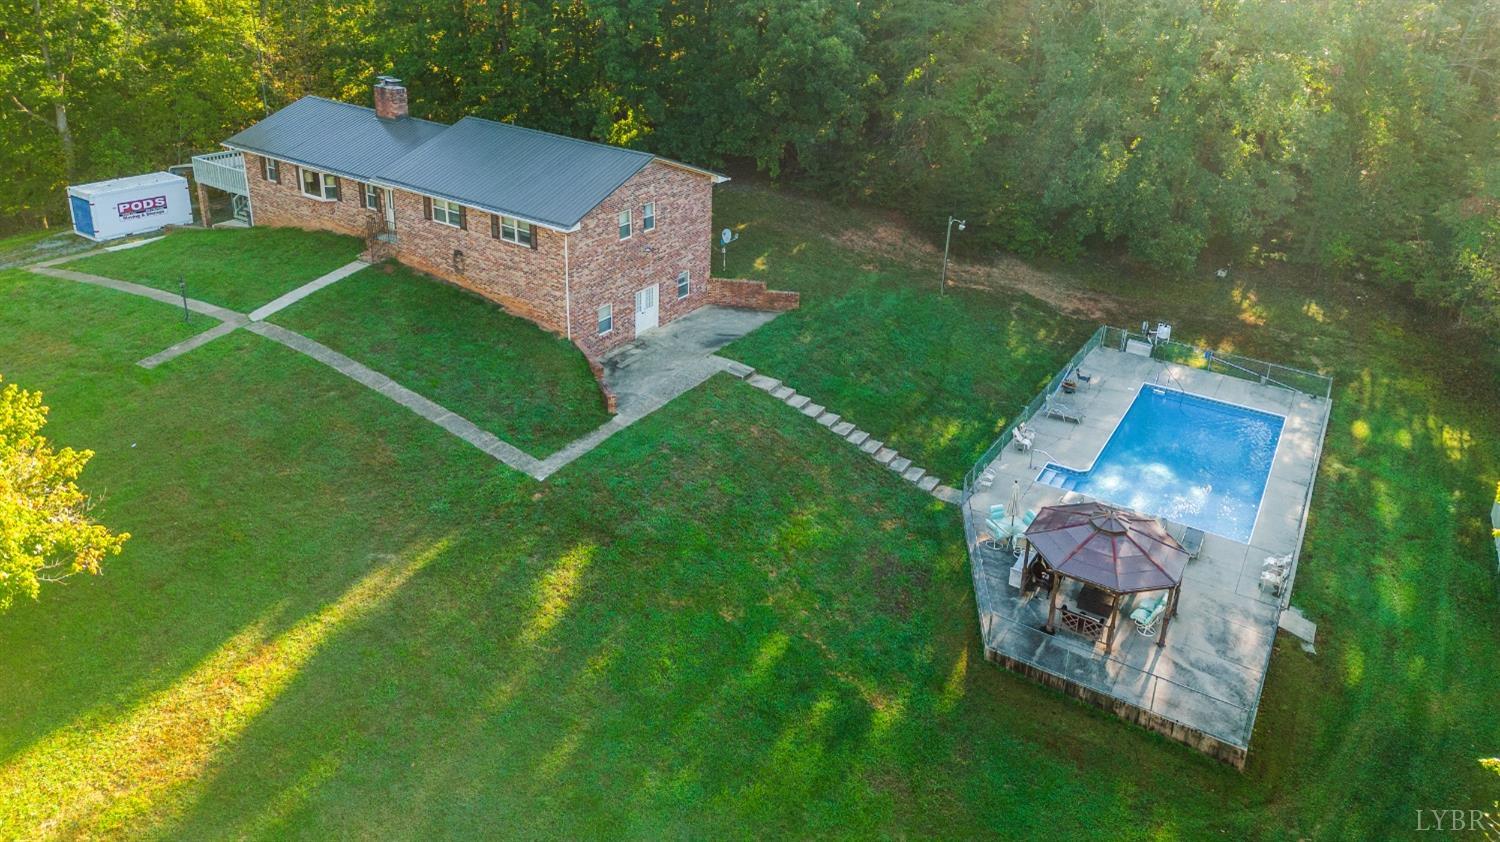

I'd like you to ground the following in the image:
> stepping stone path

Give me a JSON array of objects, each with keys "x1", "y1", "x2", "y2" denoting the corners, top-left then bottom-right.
[{"x1": 739, "y1": 364, "x2": 956, "y2": 504}]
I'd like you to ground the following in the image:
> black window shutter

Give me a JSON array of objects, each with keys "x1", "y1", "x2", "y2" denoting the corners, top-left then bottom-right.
[
  {"x1": 458, "y1": 206, "x2": 467, "y2": 231},
  {"x1": 490, "y1": 214, "x2": 500, "y2": 239},
  {"x1": 260, "y1": 156, "x2": 269, "y2": 181},
  {"x1": 423, "y1": 196, "x2": 432, "y2": 220},
  {"x1": 529, "y1": 227, "x2": 537, "y2": 250}
]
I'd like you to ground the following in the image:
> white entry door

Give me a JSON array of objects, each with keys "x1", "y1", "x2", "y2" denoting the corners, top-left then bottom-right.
[
  {"x1": 382, "y1": 188, "x2": 397, "y2": 234},
  {"x1": 634, "y1": 284, "x2": 659, "y2": 335}
]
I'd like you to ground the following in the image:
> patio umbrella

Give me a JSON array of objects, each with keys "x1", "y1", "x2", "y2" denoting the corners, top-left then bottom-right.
[
  {"x1": 1023, "y1": 501, "x2": 1188, "y2": 593},
  {"x1": 1008, "y1": 479, "x2": 1022, "y2": 537}
]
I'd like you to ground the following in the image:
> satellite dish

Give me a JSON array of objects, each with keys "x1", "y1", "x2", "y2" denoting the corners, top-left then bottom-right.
[{"x1": 721, "y1": 228, "x2": 733, "y2": 245}]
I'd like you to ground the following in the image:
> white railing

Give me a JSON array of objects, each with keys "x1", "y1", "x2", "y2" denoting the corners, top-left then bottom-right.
[{"x1": 192, "y1": 151, "x2": 248, "y2": 195}]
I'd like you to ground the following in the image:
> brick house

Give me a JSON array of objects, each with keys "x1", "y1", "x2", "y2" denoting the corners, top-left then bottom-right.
[{"x1": 221, "y1": 77, "x2": 793, "y2": 362}]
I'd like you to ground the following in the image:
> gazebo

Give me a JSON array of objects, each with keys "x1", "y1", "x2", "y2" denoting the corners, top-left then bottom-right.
[{"x1": 1020, "y1": 501, "x2": 1189, "y2": 650}]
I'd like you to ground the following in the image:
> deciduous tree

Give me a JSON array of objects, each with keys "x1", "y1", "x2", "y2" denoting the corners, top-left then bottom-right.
[{"x1": 0, "y1": 376, "x2": 128, "y2": 611}]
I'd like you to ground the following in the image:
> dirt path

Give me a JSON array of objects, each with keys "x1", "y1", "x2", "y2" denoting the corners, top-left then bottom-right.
[{"x1": 825, "y1": 209, "x2": 1123, "y2": 320}]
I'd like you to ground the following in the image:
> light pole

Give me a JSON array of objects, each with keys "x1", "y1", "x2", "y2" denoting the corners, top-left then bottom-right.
[{"x1": 940, "y1": 216, "x2": 966, "y2": 295}]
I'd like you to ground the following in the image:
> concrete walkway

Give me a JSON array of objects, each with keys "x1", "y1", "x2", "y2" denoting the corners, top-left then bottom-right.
[
  {"x1": 137, "y1": 320, "x2": 247, "y2": 369},
  {"x1": 29, "y1": 265, "x2": 246, "y2": 322},
  {"x1": 247, "y1": 260, "x2": 367, "y2": 321},
  {"x1": 736, "y1": 371, "x2": 959, "y2": 505},
  {"x1": 25, "y1": 264, "x2": 791, "y2": 482},
  {"x1": 245, "y1": 322, "x2": 546, "y2": 476}
]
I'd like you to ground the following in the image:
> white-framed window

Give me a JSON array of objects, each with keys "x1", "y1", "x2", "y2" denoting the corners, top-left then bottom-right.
[
  {"x1": 300, "y1": 168, "x2": 339, "y2": 200},
  {"x1": 362, "y1": 182, "x2": 379, "y2": 210},
  {"x1": 617, "y1": 209, "x2": 631, "y2": 240},
  {"x1": 432, "y1": 198, "x2": 464, "y2": 228},
  {"x1": 263, "y1": 157, "x2": 280, "y2": 183},
  {"x1": 642, "y1": 201, "x2": 656, "y2": 232},
  {"x1": 491, "y1": 214, "x2": 534, "y2": 247},
  {"x1": 676, "y1": 270, "x2": 690, "y2": 299},
  {"x1": 597, "y1": 303, "x2": 613, "y2": 335}
]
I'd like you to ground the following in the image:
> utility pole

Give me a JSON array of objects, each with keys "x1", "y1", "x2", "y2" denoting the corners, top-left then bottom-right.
[{"x1": 940, "y1": 216, "x2": 966, "y2": 295}]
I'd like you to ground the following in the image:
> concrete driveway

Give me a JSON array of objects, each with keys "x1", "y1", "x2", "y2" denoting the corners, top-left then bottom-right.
[{"x1": 602, "y1": 305, "x2": 780, "y2": 419}]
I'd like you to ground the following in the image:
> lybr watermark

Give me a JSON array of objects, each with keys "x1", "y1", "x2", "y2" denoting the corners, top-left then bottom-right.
[{"x1": 1415, "y1": 809, "x2": 1496, "y2": 833}]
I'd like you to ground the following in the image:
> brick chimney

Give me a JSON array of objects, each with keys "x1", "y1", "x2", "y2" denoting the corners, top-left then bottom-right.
[{"x1": 374, "y1": 76, "x2": 408, "y2": 120}]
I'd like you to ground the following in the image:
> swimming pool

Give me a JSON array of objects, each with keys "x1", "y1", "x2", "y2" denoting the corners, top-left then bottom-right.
[{"x1": 1037, "y1": 385, "x2": 1285, "y2": 543}]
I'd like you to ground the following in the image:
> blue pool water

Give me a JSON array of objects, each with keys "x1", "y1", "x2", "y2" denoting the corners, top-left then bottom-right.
[{"x1": 1038, "y1": 386, "x2": 1284, "y2": 542}]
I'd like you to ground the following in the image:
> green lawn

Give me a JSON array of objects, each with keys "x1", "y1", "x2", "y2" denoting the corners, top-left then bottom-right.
[
  {"x1": 271, "y1": 261, "x2": 611, "y2": 457},
  {"x1": 68, "y1": 227, "x2": 364, "y2": 312},
  {"x1": 0, "y1": 177, "x2": 1497, "y2": 840},
  {"x1": 714, "y1": 184, "x2": 1090, "y2": 482}
]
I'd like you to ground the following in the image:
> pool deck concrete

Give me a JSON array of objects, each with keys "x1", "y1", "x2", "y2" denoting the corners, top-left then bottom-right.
[{"x1": 966, "y1": 344, "x2": 1330, "y2": 766}]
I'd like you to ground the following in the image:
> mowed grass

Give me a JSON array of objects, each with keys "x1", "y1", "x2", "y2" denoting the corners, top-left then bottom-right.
[
  {"x1": 714, "y1": 184, "x2": 1090, "y2": 482},
  {"x1": 0, "y1": 273, "x2": 1184, "y2": 839},
  {"x1": 68, "y1": 227, "x2": 364, "y2": 312},
  {"x1": 0, "y1": 173, "x2": 1497, "y2": 840},
  {"x1": 272, "y1": 261, "x2": 611, "y2": 456}
]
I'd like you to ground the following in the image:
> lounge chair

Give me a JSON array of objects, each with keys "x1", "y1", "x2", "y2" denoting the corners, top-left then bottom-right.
[
  {"x1": 1130, "y1": 595, "x2": 1168, "y2": 635},
  {"x1": 983, "y1": 513, "x2": 1008, "y2": 548},
  {"x1": 1011, "y1": 422, "x2": 1034, "y2": 451},
  {"x1": 1061, "y1": 367, "x2": 1093, "y2": 393},
  {"x1": 1180, "y1": 527, "x2": 1205, "y2": 561},
  {"x1": 1042, "y1": 396, "x2": 1083, "y2": 424},
  {"x1": 1021, "y1": 510, "x2": 1037, "y2": 526}
]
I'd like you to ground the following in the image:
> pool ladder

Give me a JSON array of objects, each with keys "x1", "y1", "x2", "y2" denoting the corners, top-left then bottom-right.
[{"x1": 1153, "y1": 369, "x2": 1188, "y2": 397}]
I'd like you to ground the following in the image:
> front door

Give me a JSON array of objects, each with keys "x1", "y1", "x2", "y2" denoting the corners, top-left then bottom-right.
[
  {"x1": 382, "y1": 189, "x2": 397, "y2": 235},
  {"x1": 634, "y1": 284, "x2": 659, "y2": 335}
]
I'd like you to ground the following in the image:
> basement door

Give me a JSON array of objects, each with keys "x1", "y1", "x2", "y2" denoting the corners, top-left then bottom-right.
[{"x1": 634, "y1": 283, "x2": 659, "y2": 335}]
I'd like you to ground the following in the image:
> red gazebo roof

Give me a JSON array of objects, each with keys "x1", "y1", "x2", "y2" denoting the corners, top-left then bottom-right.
[{"x1": 1024, "y1": 501, "x2": 1188, "y2": 593}]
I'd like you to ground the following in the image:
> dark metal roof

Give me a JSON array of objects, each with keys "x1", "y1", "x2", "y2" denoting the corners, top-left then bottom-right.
[
  {"x1": 223, "y1": 96, "x2": 448, "y2": 182},
  {"x1": 372, "y1": 117, "x2": 654, "y2": 230},
  {"x1": 1025, "y1": 501, "x2": 1188, "y2": 593}
]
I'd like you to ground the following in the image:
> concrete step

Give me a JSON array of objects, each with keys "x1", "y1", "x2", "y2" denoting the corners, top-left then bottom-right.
[
  {"x1": 725, "y1": 361, "x2": 756, "y2": 379},
  {"x1": 846, "y1": 430, "x2": 870, "y2": 447},
  {"x1": 917, "y1": 475, "x2": 940, "y2": 492},
  {"x1": 800, "y1": 402, "x2": 825, "y2": 418},
  {"x1": 889, "y1": 456, "x2": 912, "y2": 473},
  {"x1": 771, "y1": 386, "x2": 794, "y2": 400},
  {"x1": 873, "y1": 447, "x2": 897, "y2": 465},
  {"x1": 816, "y1": 412, "x2": 841, "y2": 427},
  {"x1": 786, "y1": 394, "x2": 811, "y2": 410},
  {"x1": 746, "y1": 373, "x2": 778, "y2": 390},
  {"x1": 902, "y1": 466, "x2": 927, "y2": 484},
  {"x1": 933, "y1": 485, "x2": 961, "y2": 504},
  {"x1": 832, "y1": 421, "x2": 856, "y2": 436},
  {"x1": 859, "y1": 437, "x2": 883, "y2": 455}
]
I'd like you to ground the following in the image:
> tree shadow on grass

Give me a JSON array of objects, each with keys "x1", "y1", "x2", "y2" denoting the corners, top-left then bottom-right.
[
  {"x1": 0, "y1": 313, "x2": 533, "y2": 836},
  {"x1": 149, "y1": 379, "x2": 1239, "y2": 840}
]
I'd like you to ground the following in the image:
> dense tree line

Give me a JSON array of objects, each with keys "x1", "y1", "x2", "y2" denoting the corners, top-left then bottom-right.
[{"x1": 3, "y1": 0, "x2": 1496, "y2": 333}]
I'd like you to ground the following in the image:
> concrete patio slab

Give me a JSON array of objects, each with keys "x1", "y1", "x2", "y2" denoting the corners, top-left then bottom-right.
[
  {"x1": 602, "y1": 305, "x2": 780, "y2": 420},
  {"x1": 964, "y1": 341, "x2": 1331, "y2": 767}
]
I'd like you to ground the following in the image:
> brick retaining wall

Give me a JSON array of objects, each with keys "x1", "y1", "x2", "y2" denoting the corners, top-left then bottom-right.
[{"x1": 705, "y1": 278, "x2": 801, "y2": 311}]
